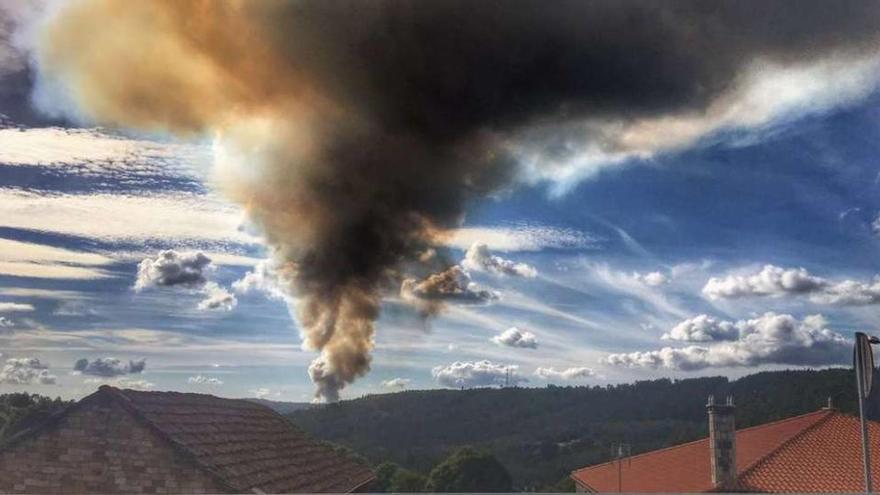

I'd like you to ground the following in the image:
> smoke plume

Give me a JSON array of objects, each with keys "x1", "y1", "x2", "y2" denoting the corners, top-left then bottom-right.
[{"x1": 30, "y1": 0, "x2": 880, "y2": 400}]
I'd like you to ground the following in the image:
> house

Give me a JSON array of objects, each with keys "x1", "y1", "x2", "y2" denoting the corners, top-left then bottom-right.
[
  {"x1": 0, "y1": 385, "x2": 375, "y2": 494},
  {"x1": 571, "y1": 396, "x2": 880, "y2": 493}
]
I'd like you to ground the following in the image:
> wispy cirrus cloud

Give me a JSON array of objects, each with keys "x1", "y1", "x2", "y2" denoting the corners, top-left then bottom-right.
[
  {"x1": 446, "y1": 224, "x2": 595, "y2": 252},
  {"x1": 0, "y1": 189, "x2": 254, "y2": 246}
]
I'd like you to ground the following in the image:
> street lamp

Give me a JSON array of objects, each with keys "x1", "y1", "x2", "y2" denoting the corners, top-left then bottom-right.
[{"x1": 854, "y1": 332, "x2": 880, "y2": 494}]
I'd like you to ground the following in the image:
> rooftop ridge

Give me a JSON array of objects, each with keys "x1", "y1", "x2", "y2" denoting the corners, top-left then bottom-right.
[
  {"x1": 571, "y1": 408, "x2": 833, "y2": 476},
  {"x1": 733, "y1": 409, "x2": 837, "y2": 490}
]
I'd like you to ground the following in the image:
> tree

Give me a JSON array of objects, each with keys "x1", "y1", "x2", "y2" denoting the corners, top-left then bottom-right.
[
  {"x1": 374, "y1": 462, "x2": 400, "y2": 492},
  {"x1": 424, "y1": 447, "x2": 512, "y2": 492},
  {"x1": 0, "y1": 393, "x2": 70, "y2": 444},
  {"x1": 540, "y1": 475, "x2": 576, "y2": 492},
  {"x1": 390, "y1": 468, "x2": 427, "y2": 492}
]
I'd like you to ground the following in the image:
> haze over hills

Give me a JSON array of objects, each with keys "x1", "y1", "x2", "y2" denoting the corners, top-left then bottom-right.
[{"x1": 288, "y1": 368, "x2": 878, "y2": 490}]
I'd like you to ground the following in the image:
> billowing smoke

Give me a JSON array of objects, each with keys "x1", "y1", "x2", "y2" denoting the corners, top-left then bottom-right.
[{"x1": 29, "y1": 0, "x2": 880, "y2": 400}]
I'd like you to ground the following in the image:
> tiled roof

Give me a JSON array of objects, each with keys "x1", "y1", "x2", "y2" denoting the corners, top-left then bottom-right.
[
  {"x1": 104, "y1": 386, "x2": 374, "y2": 493},
  {"x1": 570, "y1": 408, "x2": 876, "y2": 493},
  {"x1": 737, "y1": 411, "x2": 880, "y2": 492}
]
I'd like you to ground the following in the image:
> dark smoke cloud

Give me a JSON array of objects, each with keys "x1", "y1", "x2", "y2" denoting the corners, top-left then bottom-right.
[{"x1": 29, "y1": 0, "x2": 880, "y2": 400}]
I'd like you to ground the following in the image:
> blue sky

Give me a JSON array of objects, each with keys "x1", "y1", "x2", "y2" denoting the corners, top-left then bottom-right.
[{"x1": 3, "y1": 2, "x2": 880, "y2": 402}]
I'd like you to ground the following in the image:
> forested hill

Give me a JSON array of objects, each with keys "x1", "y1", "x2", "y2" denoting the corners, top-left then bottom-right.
[{"x1": 289, "y1": 368, "x2": 876, "y2": 490}]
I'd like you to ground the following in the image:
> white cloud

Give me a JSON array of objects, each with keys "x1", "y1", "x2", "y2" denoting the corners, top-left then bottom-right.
[
  {"x1": 0, "y1": 189, "x2": 254, "y2": 246},
  {"x1": 0, "y1": 316, "x2": 13, "y2": 327},
  {"x1": 232, "y1": 259, "x2": 290, "y2": 300},
  {"x1": 432, "y1": 360, "x2": 525, "y2": 388},
  {"x1": 381, "y1": 378, "x2": 411, "y2": 390},
  {"x1": 0, "y1": 127, "x2": 207, "y2": 176},
  {"x1": 135, "y1": 250, "x2": 213, "y2": 290},
  {"x1": 703, "y1": 264, "x2": 880, "y2": 306},
  {"x1": 461, "y1": 242, "x2": 537, "y2": 277},
  {"x1": 113, "y1": 378, "x2": 155, "y2": 390},
  {"x1": 198, "y1": 282, "x2": 237, "y2": 311},
  {"x1": 703, "y1": 265, "x2": 826, "y2": 299},
  {"x1": 0, "y1": 261, "x2": 113, "y2": 280},
  {"x1": 491, "y1": 327, "x2": 538, "y2": 349},
  {"x1": 446, "y1": 225, "x2": 594, "y2": 252},
  {"x1": 605, "y1": 313, "x2": 849, "y2": 370},
  {"x1": 73, "y1": 357, "x2": 146, "y2": 377},
  {"x1": 251, "y1": 387, "x2": 280, "y2": 399},
  {"x1": 136, "y1": 250, "x2": 238, "y2": 311},
  {"x1": 534, "y1": 366, "x2": 595, "y2": 381},
  {"x1": 516, "y1": 55, "x2": 880, "y2": 188},
  {"x1": 872, "y1": 213, "x2": 880, "y2": 237},
  {"x1": 633, "y1": 271, "x2": 669, "y2": 287},
  {"x1": 188, "y1": 375, "x2": 223, "y2": 386},
  {"x1": 662, "y1": 314, "x2": 739, "y2": 342},
  {"x1": 0, "y1": 357, "x2": 56, "y2": 385},
  {"x1": 0, "y1": 302, "x2": 34, "y2": 312}
]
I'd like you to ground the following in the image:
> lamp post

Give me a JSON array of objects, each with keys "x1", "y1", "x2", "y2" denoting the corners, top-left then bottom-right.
[{"x1": 854, "y1": 332, "x2": 880, "y2": 494}]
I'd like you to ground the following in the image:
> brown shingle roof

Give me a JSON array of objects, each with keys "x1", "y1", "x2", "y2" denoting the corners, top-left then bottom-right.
[
  {"x1": 96, "y1": 386, "x2": 374, "y2": 493},
  {"x1": 570, "y1": 408, "x2": 868, "y2": 493}
]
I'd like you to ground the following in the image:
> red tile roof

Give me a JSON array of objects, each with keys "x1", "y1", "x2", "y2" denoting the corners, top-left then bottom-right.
[
  {"x1": 571, "y1": 408, "x2": 880, "y2": 493},
  {"x1": 104, "y1": 386, "x2": 375, "y2": 494}
]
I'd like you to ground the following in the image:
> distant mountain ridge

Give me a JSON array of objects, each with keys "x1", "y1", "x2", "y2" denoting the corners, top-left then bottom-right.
[
  {"x1": 245, "y1": 398, "x2": 311, "y2": 414},
  {"x1": 288, "y1": 368, "x2": 878, "y2": 490}
]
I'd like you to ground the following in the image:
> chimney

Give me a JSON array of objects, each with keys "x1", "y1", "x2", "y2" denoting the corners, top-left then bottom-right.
[{"x1": 707, "y1": 395, "x2": 737, "y2": 490}]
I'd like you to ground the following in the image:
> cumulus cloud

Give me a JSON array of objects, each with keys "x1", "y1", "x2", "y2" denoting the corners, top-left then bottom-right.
[
  {"x1": 73, "y1": 357, "x2": 146, "y2": 377},
  {"x1": 432, "y1": 360, "x2": 525, "y2": 388},
  {"x1": 113, "y1": 377, "x2": 154, "y2": 390},
  {"x1": 461, "y1": 243, "x2": 537, "y2": 278},
  {"x1": 662, "y1": 314, "x2": 739, "y2": 342},
  {"x1": 605, "y1": 313, "x2": 849, "y2": 370},
  {"x1": 0, "y1": 302, "x2": 35, "y2": 312},
  {"x1": 137, "y1": 250, "x2": 239, "y2": 311},
  {"x1": 251, "y1": 387, "x2": 280, "y2": 399},
  {"x1": 134, "y1": 250, "x2": 213, "y2": 290},
  {"x1": 381, "y1": 378, "x2": 411, "y2": 390},
  {"x1": 232, "y1": 260, "x2": 290, "y2": 300},
  {"x1": 188, "y1": 375, "x2": 223, "y2": 386},
  {"x1": 633, "y1": 271, "x2": 669, "y2": 287},
  {"x1": 0, "y1": 357, "x2": 56, "y2": 385},
  {"x1": 491, "y1": 327, "x2": 539, "y2": 349},
  {"x1": 703, "y1": 265, "x2": 827, "y2": 299},
  {"x1": 197, "y1": 282, "x2": 237, "y2": 311},
  {"x1": 534, "y1": 367, "x2": 595, "y2": 381},
  {"x1": 703, "y1": 264, "x2": 880, "y2": 306},
  {"x1": 400, "y1": 266, "x2": 499, "y2": 315},
  {"x1": 0, "y1": 316, "x2": 13, "y2": 328}
]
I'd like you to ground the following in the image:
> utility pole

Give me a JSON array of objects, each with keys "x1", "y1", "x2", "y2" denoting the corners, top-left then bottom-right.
[
  {"x1": 611, "y1": 443, "x2": 631, "y2": 493},
  {"x1": 854, "y1": 332, "x2": 879, "y2": 494}
]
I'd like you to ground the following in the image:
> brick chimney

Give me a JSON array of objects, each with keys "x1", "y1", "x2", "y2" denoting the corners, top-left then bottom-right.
[{"x1": 707, "y1": 395, "x2": 736, "y2": 490}]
